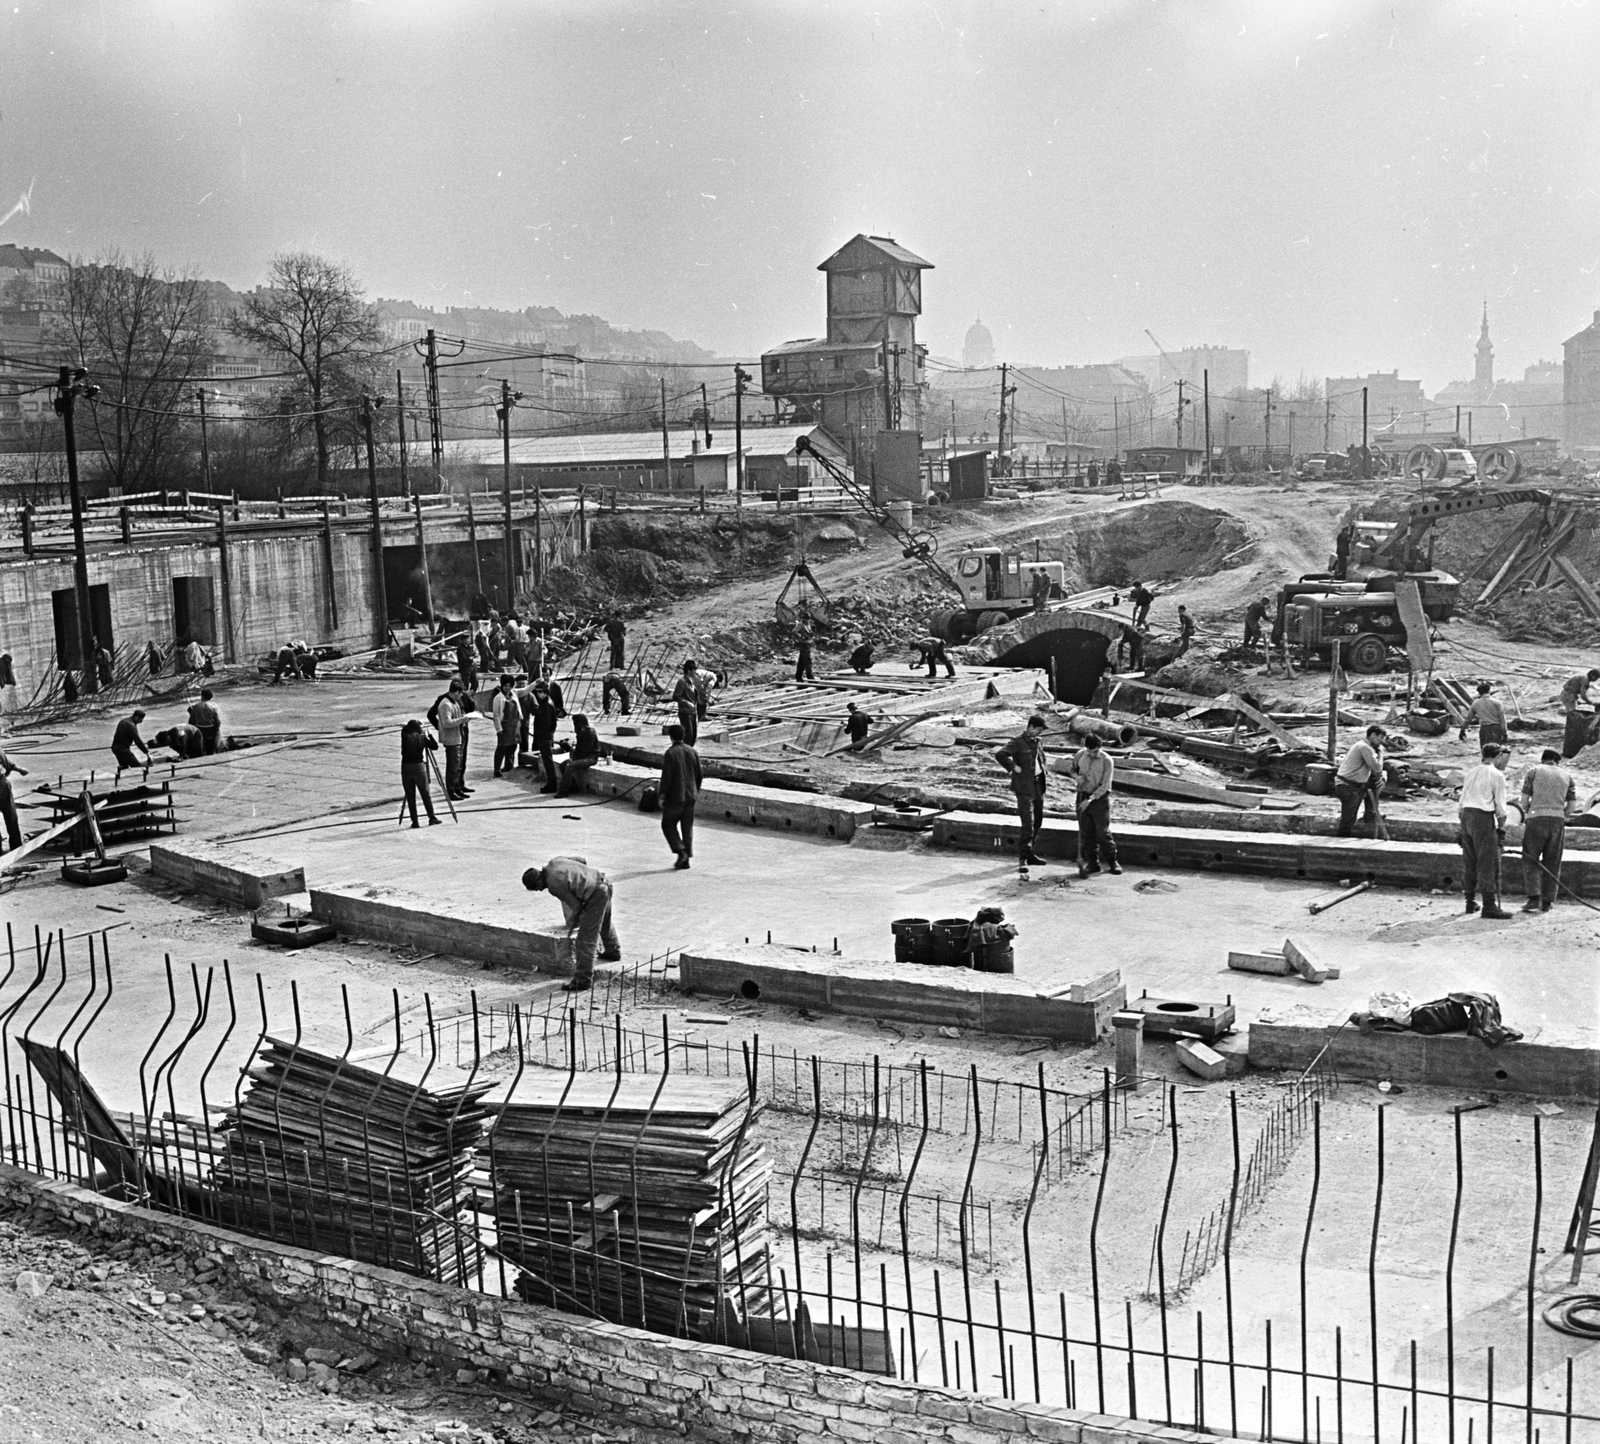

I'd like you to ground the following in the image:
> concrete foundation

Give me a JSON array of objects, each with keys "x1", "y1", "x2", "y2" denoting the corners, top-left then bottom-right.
[
  {"x1": 149, "y1": 837, "x2": 306, "y2": 910},
  {"x1": 678, "y1": 943, "x2": 1123, "y2": 1041}
]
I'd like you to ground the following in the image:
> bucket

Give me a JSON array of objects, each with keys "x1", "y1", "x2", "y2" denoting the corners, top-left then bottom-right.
[
  {"x1": 931, "y1": 917, "x2": 971, "y2": 967},
  {"x1": 886, "y1": 500, "x2": 915, "y2": 532},
  {"x1": 1303, "y1": 763, "x2": 1334, "y2": 796},
  {"x1": 891, "y1": 917, "x2": 932, "y2": 963}
]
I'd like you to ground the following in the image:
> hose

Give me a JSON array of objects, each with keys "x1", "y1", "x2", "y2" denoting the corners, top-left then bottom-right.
[{"x1": 1542, "y1": 1295, "x2": 1600, "y2": 1339}]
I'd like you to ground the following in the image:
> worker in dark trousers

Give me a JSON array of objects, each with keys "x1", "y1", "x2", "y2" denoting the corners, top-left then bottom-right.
[
  {"x1": 1068, "y1": 733, "x2": 1122, "y2": 877},
  {"x1": 1519, "y1": 747, "x2": 1575, "y2": 913},
  {"x1": 399, "y1": 719, "x2": 442, "y2": 827},
  {"x1": 492, "y1": 675, "x2": 521, "y2": 778},
  {"x1": 658, "y1": 723, "x2": 702, "y2": 870},
  {"x1": 1242, "y1": 597, "x2": 1270, "y2": 653},
  {"x1": 601, "y1": 668, "x2": 632, "y2": 716},
  {"x1": 673, "y1": 660, "x2": 701, "y2": 746},
  {"x1": 434, "y1": 681, "x2": 472, "y2": 800},
  {"x1": 996, "y1": 713, "x2": 1049, "y2": 867},
  {"x1": 187, "y1": 689, "x2": 221, "y2": 754},
  {"x1": 604, "y1": 612, "x2": 626, "y2": 671},
  {"x1": 1458, "y1": 743, "x2": 1511, "y2": 919},
  {"x1": 523, "y1": 855, "x2": 622, "y2": 993},
  {"x1": 845, "y1": 702, "x2": 872, "y2": 751},
  {"x1": 153, "y1": 723, "x2": 205, "y2": 759},
  {"x1": 795, "y1": 630, "x2": 815, "y2": 682},
  {"x1": 1129, "y1": 582, "x2": 1154, "y2": 629},
  {"x1": 529, "y1": 679, "x2": 560, "y2": 793},
  {"x1": 111, "y1": 710, "x2": 151, "y2": 772},
  {"x1": 1333, "y1": 724, "x2": 1386, "y2": 837},
  {"x1": 558, "y1": 714, "x2": 606, "y2": 796},
  {"x1": 1030, "y1": 568, "x2": 1052, "y2": 614},
  {"x1": 271, "y1": 641, "x2": 299, "y2": 684},
  {"x1": 0, "y1": 742, "x2": 28, "y2": 853},
  {"x1": 1175, "y1": 605, "x2": 1196, "y2": 658},
  {"x1": 848, "y1": 642, "x2": 875, "y2": 674},
  {"x1": 911, "y1": 636, "x2": 956, "y2": 678},
  {"x1": 456, "y1": 637, "x2": 478, "y2": 694},
  {"x1": 1459, "y1": 682, "x2": 1507, "y2": 748}
]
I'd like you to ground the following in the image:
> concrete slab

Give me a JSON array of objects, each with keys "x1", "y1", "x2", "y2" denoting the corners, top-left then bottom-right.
[
  {"x1": 148, "y1": 837, "x2": 305, "y2": 909},
  {"x1": 678, "y1": 943, "x2": 1123, "y2": 1041}
]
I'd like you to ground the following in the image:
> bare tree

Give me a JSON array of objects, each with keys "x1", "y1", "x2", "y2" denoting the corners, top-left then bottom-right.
[
  {"x1": 227, "y1": 252, "x2": 382, "y2": 488},
  {"x1": 52, "y1": 250, "x2": 214, "y2": 492}
]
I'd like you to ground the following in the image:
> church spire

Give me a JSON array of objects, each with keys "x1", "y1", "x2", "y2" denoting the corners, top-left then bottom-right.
[{"x1": 1474, "y1": 302, "x2": 1494, "y2": 393}]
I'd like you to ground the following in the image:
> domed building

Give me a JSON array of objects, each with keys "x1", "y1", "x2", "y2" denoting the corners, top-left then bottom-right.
[{"x1": 962, "y1": 317, "x2": 996, "y2": 370}]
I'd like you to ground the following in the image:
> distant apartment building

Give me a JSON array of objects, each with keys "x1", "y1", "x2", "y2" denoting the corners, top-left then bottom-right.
[
  {"x1": 1563, "y1": 308, "x2": 1600, "y2": 451},
  {"x1": 1324, "y1": 371, "x2": 1431, "y2": 441},
  {"x1": 1118, "y1": 344, "x2": 1248, "y2": 398}
]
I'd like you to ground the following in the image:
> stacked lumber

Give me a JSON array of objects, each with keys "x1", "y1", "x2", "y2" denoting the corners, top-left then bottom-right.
[
  {"x1": 483, "y1": 1072, "x2": 768, "y2": 1333},
  {"x1": 210, "y1": 1036, "x2": 491, "y2": 1286}
]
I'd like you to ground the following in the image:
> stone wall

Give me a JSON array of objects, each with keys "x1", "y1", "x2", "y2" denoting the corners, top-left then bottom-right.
[{"x1": 0, "y1": 1164, "x2": 1229, "y2": 1444}]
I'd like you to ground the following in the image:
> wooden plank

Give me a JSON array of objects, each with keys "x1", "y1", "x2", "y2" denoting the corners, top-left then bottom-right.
[
  {"x1": 1220, "y1": 692, "x2": 1302, "y2": 751},
  {"x1": 0, "y1": 811, "x2": 86, "y2": 873},
  {"x1": 1392, "y1": 578, "x2": 1434, "y2": 673},
  {"x1": 1553, "y1": 554, "x2": 1600, "y2": 620}
]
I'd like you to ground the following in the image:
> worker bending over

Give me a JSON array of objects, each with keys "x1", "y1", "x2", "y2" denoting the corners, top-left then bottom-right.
[
  {"x1": 1333, "y1": 724, "x2": 1387, "y2": 838},
  {"x1": 1560, "y1": 669, "x2": 1599, "y2": 716},
  {"x1": 1458, "y1": 743, "x2": 1511, "y2": 920},
  {"x1": 111, "y1": 710, "x2": 151, "y2": 772},
  {"x1": 910, "y1": 636, "x2": 956, "y2": 679},
  {"x1": 522, "y1": 856, "x2": 622, "y2": 993}
]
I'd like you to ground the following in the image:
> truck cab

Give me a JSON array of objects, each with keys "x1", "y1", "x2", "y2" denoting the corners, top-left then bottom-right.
[{"x1": 935, "y1": 547, "x2": 1068, "y2": 638}]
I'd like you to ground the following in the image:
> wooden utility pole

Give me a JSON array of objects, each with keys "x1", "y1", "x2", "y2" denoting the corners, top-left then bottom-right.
[
  {"x1": 997, "y1": 362, "x2": 1009, "y2": 477},
  {"x1": 499, "y1": 379, "x2": 520, "y2": 609},
  {"x1": 1203, "y1": 369, "x2": 1212, "y2": 486},
  {"x1": 1263, "y1": 386, "x2": 1274, "y2": 461},
  {"x1": 361, "y1": 395, "x2": 390, "y2": 648},
  {"x1": 412, "y1": 494, "x2": 435, "y2": 627},
  {"x1": 424, "y1": 329, "x2": 443, "y2": 492},
  {"x1": 396, "y1": 369, "x2": 409, "y2": 498},
  {"x1": 660, "y1": 378, "x2": 671, "y2": 491},
  {"x1": 734, "y1": 366, "x2": 750, "y2": 494},
  {"x1": 466, "y1": 495, "x2": 484, "y2": 600},
  {"x1": 1362, "y1": 387, "x2": 1370, "y2": 479},
  {"x1": 216, "y1": 503, "x2": 235, "y2": 662},
  {"x1": 56, "y1": 367, "x2": 100, "y2": 690},
  {"x1": 1327, "y1": 641, "x2": 1341, "y2": 763},
  {"x1": 196, "y1": 388, "x2": 213, "y2": 491},
  {"x1": 700, "y1": 381, "x2": 713, "y2": 449},
  {"x1": 1113, "y1": 394, "x2": 1120, "y2": 466},
  {"x1": 1176, "y1": 379, "x2": 1185, "y2": 448}
]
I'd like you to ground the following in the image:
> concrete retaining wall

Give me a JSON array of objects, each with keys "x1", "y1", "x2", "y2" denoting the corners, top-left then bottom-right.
[
  {"x1": 0, "y1": 1165, "x2": 1226, "y2": 1444},
  {"x1": 309, "y1": 882, "x2": 572, "y2": 972},
  {"x1": 149, "y1": 837, "x2": 305, "y2": 909},
  {"x1": 1249, "y1": 1015, "x2": 1600, "y2": 1099},
  {"x1": 679, "y1": 944, "x2": 1122, "y2": 1042}
]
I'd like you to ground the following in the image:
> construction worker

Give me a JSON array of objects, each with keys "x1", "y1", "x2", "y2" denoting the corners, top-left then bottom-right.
[
  {"x1": 455, "y1": 636, "x2": 478, "y2": 694},
  {"x1": 1333, "y1": 724, "x2": 1387, "y2": 837},
  {"x1": 1030, "y1": 568, "x2": 1051, "y2": 614},
  {"x1": 528, "y1": 679, "x2": 560, "y2": 793},
  {"x1": 911, "y1": 636, "x2": 956, "y2": 679},
  {"x1": 0, "y1": 742, "x2": 28, "y2": 852},
  {"x1": 1520, "y1": 747, "x2": 1576, "y2": 913},
  {"x1": 1559, "y1": 669, "x2": 1599, "y2": 715},
  {"x1": 187, "y1": 689, "x2": 221, "y2": 754},
  {"x1": 1459, "y1": 743, "x2": 1512, "y2": 919},
  {"x1": 399, "y1": 719, "x2": 442, "y2": 828},
  {"x1": 601, "y1": 668, "x2": 632, "y2": 716},
  {"x1": 845, "y1": 702, "x2": 872, "y2": 751},
  {"x1": 1129, "y1": 581, "x2": 1154, "y2": 629},
  {"x1": 604, "y1": 611, "x2": 626, "y2": 671},
  {"x1": 1458, "y1": 682, "x2": 1507, "y2": 748},
  {"x1": 434, "y1": 681, "x2": 473, "y2": 800},
  {"x1": 658, "y1": 722, "x2": 701, "y2": 869},
  {"x1": 673, "y1": 660, "x2": 701, "y2": 746},
  {"x1": 492, "y1": 675, "x2": 521, "y2": 778},
  {"x1": 522, "y1": 856, "x2": 622, "y2": 993},
  {"x1": 1175, "y1": 605, "x2": 1196, "y2": 658},
  {"x1": 1063, "y1": 732, "x2": 1122, "y2": 877},
  {"x1": 996, "y1": 713, "x2": 1049, "y2": 867},
  {"x1": 111, "y1": 709, "x2": 151, "y2": 772},
  {"x1": 272, "y1": 641, "x2": 300, "y2": 685},
  {"x1": 1242, "y1": 597, "x2": 1270, "y2": 653},
  {"x1": 557, "y1": 714, "x2": 606, "y2": 796},
  {"x1": 795, "y1": 629, "x2": 816, "y2": 682},
  {"x1": 153, "y1": 723, "x2": 205, "y2": 759},
  {"x1": 848, "y1": 641, "x2": 875, "y2": 674}
]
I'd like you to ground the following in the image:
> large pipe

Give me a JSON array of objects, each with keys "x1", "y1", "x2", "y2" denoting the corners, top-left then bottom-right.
[{"x1": 1062, "y1": 710, "x2": 1138, "y2": 747}]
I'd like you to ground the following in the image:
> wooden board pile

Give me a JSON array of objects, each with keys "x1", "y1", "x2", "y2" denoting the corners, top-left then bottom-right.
[
  {"x1": 210, "y1": 1036, "x2": 491, "y2": 1286},
  {"x1": 482, "y1": 1071, "x2": 768, "y2": 1334}
]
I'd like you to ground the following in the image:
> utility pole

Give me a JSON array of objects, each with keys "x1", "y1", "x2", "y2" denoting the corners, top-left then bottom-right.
[
  {"x1": 660, "y1": 378, "x2": 671, "y2": 490},
  {"x1": 55, "y1": 366, "x2": 100, "y2": 691},
  {"x1": 1287, "y1": 409, "x2": 1296, "y2": 458},
  {"x1": 1362, "y1": 386, "x2": 1370, "y2": 479},
  {"x1": 1455, "y1": 404, "x2": 1462, "y2": 441},
  {"x1": 396, "y1": 369, "x2": 409, "y2": 498},
  {"x1": 700, "y1": 381, "x2": 713, "y2": 449},
  {"x1": 1263, "y1": 386, "x2": 1275, "y2": 462},
  {"x1": 1113, "y1": 395, "x2": 1120, "y2": 465},
  {"x1": 881, "y1": 339, "x2": 894, "y2": 440},
  {"x1": 498, "y1": 380, "x2": 523, "y2": 609},
  {"x1": 733, "y1": 366, "x2": 750, "y2": 494},
  {"x1": 1324, "y1": 395, "x2": 1331, "y2": 449},
  {"x1": 423, "y1": 330, "x2": 443, "y2": 494},
  {"x1": 1468, "y1": 411, "x2": 1473, "y2": 446},
  {"x1": 1203, "y1": 369, "x2": 1212, "y2": 486},
  {"x1": 195, "y1": 388, "x2": 213, "y2": 492},
  {"x1": 1176, "y1": 379, "x2": 1186, "y2": 448},
  {"x1": 997, "y1": 362, "x2": 1009, "y2": 477},
  {"x1": 360, "y1": 395, "x2": 390, "y2": 648}
]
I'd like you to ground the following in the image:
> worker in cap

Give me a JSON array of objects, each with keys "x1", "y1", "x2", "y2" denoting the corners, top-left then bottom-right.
[{"x1": 522, "y1": 856, "x2": 622, "y2": 992}]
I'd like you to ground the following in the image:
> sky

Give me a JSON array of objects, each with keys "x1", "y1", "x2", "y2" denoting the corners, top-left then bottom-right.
[{"x1": 1, "y1": 0, "x2": 1598, "y2": 393}]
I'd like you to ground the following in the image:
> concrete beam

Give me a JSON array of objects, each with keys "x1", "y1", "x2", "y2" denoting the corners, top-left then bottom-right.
[
  {"x1": 309, "y1": 883, "x2": 573, "y2": 973},
  {"x1": 1145, "y1": 805, "x2": 1600, "y2": 852},
  {"x1": 149, "y1": 838, "x2": 305, "y2": 910},
  {"x1": 678, "y1": 943, "x2": 1124, "y2": 1042},
  {"x1": 1249, "y1": 1014, "x2": 1600, "y2": 1099},
  {"x1": 581, "y1": 761, "x2": 877, "y2": 840}
]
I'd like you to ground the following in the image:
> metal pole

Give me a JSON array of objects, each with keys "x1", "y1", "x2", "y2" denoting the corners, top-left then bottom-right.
[
  {"x1": 1362, "y1": 387, "x2": 1369, "y2": 478},
  {"x1": 1204, "y1": 370, "x2": 1212, "y2": 486},
  {"x1": 396, "y1": 369, "x2": 409, "y2": 498},
  {"x1": 660, "y1": 379, "x2": 671, "y2": 491},
  {"x1": 362, "y1": 397, "x2": 390, "y2": 648},
  {"x1": 197, "y1": 389, "x2": 212, "y2": 491},
  {"x1": 501, "y1": 379, "x2": 516, "y2": 610},
  {"x1": 58, "y1": 368, "x2": 99, "y2": 691},
  {"x1": 412, "y1": 495, "x2": 435, "y2": 628},
  {"x1": 1327, "y1": 641, "x2": 1340, "y2": 763},
  {"x1": 734, "y1": 366, "x2": 749, "y2": 495}
]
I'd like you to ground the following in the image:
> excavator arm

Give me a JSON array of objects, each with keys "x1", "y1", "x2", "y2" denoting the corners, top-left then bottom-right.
[
  {"x1": 794, "y1": 435, "x2": 964, "y2": 597},
  {"x1": 1371, "y1": 486, "x2": 1553, "y2": 569}
]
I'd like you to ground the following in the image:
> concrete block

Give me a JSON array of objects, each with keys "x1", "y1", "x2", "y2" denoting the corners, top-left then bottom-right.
[
  {"x1": 1176, "y1": 1039, "x2": 1228, "y2": 1081},
  {"x1": 1068, "y1": 969, "x2": 1122, "y2": 1003},
  {"x1": 581, "y1": 761, "x2": 875, "y2": 840},
  {"x1": 1227, "y1": 950, "x2": 1293, "y2": 976},
  {"x1": 149, "y1": 837, "x2": 305, "y2": 909},
  {"x1": 1132, "y1": 995, "x2": 1236, "y2": 1042},
  {"x1": 1282, "y1": 937, "x2": 1331, "y2": 983},
  {"x1": 309, "y1": 883, "x2": 573, "y2": 973},
  {"x1": 1210, "y1": 1032, "x2": 1250, "y2": 1077},
  {"x1": 1112, "y1": 1011, "x2": 1143, "y2": 1087}
]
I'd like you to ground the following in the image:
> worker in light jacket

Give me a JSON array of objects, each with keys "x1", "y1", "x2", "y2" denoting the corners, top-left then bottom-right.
[{"x1": 1062, "y1": 733, "x2": 1122, "y2": 878}]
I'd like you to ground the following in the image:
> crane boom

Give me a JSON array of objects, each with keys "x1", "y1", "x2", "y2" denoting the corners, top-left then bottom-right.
[{"x1": 1372, "y1": 486, "x2": 1553, "y2": 568}]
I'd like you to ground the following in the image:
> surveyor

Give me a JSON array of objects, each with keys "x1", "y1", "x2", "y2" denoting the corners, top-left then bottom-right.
[
  {"x1": 434, "y1": 680, "x2": 473, "y2": 800},
  {"x1": 604, "y1": 612, "x2": 626, "y2": 671},
  {"x1": 848, "y1": 641, "x2": 875, "y2": 674},
  {"x1": 1175, "y1": 605, "x2": 1196, "y2": 658},
  {"x1": 491, "y1": 674, "x2": 522, "y2": 778},
  {"x1": 153, "y1": 723, "x2": 205, "y2": 759},
  {"x1": 673, "y1": 660, "x2": 701, "y2": 746},
  {"x1": 0, "y1": 742, "x2": 28, "y2": 853},
  {"x1": 1129, "y1": 581, "x2": 1154, "y2": 629},
  {"x1": 1333, "y1": 723, "x2": 1387, "y2": 837},
  {"x1": 658, "y1": 722, "x2": 702, "y2": 869},
  {"x1": 845, "y1": 702, "x2": 872, "y2": 751},
  {"x1": 795, "y1": 629, "x2": 815, "y2": 682},
  {"x1": 522, "y1": 856, "x2": 623, "y2": 993},
  {"x1": 1031, "y1": 567, "x2": 1052, "y2": 614},
  {"x1": 111, "y1": 709, "x2": 151, "y2": 772},
  {"x1": 558, "y1": 714, "x2": 606, "y2": 796},
  {"x1": 1560, "y1": 669, "x2": 1599, "y2": 716},
  {"x1": 1242, "y1": 597, "x2": 1270, "y2": 653},
  {"x1": 996, "y1": 713, "x2": 1050, "y2": 867},
  {"x1": 1459, "y1": 743, "x2": 1512, "y2": 919},
  {"x1": 1064, "y1": 732, "x2": 1122, "y2": 877},
  {"x1": 1459, "y1": 682, "x2": 1508, "y2": 749},
  {"x1": 1520, "y1": 747, "x2": 1576, "y2": 914},
  {"x1": 601, "y1": 667, "x2": 632, "y2": 716},
  {"x1": 399, "y1": 719, "x2": 442, "y2": 828},
  {"x1": 187, "y1": 689, "x2": 221, "y2": 754},
  {"x1": 911, "y1": 636, "x2": 956, "y2": 679}
]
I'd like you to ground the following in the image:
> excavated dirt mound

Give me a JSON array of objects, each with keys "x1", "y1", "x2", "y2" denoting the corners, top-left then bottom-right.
[{"x1": 1060, "y1": 500, "x2": 1250, "y2": 589}]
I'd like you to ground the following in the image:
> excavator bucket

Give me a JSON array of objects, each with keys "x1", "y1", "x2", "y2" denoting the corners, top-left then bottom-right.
[{"x1": 775, "y1": 560, "x2": 830, "y2": 627}]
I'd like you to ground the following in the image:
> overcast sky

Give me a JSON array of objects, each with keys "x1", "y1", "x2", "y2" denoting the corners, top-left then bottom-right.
[{"x1": 1, "y1": 1, "x2": 1597, "y2": 391}]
